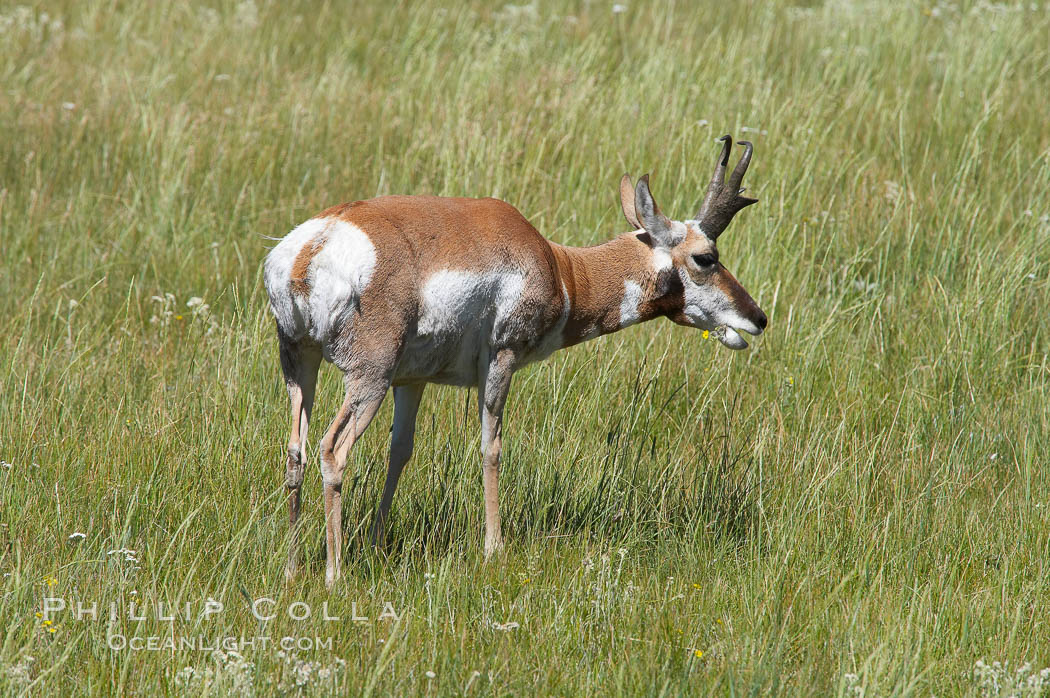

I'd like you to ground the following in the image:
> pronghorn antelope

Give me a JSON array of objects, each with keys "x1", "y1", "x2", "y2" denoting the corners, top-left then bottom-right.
[{"x1": 265, "y1": 136, "x2": 767, "y2": 586}]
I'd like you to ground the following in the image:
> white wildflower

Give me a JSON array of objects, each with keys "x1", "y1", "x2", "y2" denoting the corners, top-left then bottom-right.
[
  {"x1": 494, "y1": 2, "x2": 538, "y2": 21},
  {"x1": 174, "y1": 666, "x2": 199, "y2": 687},
  {"x1": 884, "y1": 180, "x2": 911, "y2": 204},
  {"x1": 197, "y1": 7, "x2": 220, "y2": 27},
  {"x1": 276, "y1": 652, "x2": 343, "y2": 692},
  {"x1": 972, "y1": 658, "x2": 1050, "y2": 697},
  {"x1": 3, "y1": 655, "x2": 35, "y2": 689},
  {"x1": 843, "y1": 672, "x2": 862, "y2": 696},
  {"x1": 0, "y1": 7, "x2": 63, "y2": 40},
  {"x1": 234, "y1": 1, "x2": 259, "y2": 29}
]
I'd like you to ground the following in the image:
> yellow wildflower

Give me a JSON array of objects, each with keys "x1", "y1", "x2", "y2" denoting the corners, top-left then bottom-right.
[
  {"x1": 702, "y1": 330, "x2": 710, "y2": 340},
  {"x1": 694, "y1": 649, "x2": 704, "y2": 659}
]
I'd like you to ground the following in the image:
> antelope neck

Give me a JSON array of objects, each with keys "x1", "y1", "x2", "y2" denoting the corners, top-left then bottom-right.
[{"x1": 548, "y1": 233, "x2": 668, "y2": 348}]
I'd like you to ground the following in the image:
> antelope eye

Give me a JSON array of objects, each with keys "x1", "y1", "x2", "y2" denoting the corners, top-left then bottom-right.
[{"x1": 692, "y1": 254, "x2": 717, "y2": 268}]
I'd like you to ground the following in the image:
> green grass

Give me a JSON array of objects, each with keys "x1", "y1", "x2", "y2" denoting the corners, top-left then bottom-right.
[{"x1": 2, "y1": 0, "x2": 1049, "y2": 695}]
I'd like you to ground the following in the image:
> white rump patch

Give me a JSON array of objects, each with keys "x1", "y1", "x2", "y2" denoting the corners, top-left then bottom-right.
[
  {"x1": 619, "y1": 280, "x2": 643, "y2": 328},
  {"x1": 308, "y1": 220, "x2": 377, "y2": 342},
  {"x1": 263, "y1": 217, "x2": 330, "y2": 339},
  {"x1": 262, "y1": 217, "x2": 376, "y2": 343}
]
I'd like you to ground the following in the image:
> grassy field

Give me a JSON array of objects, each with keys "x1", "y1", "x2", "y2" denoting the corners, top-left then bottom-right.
[{"x1": 2, "y1": 0, "x2": 1049, "y2": 694}]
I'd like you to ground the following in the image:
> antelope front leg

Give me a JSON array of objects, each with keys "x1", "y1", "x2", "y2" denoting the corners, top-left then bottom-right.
[
  {"x1": 371, "y1": 384, "x2": 426, "y2": 548},
  {"x1": 319, "y1": 385, "x2": 386, "y2": 589},
  {"x1": 478, "y1": 351, "x2": 515, "y2": 559}
]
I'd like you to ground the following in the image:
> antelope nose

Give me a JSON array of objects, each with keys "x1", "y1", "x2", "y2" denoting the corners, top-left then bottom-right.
[{"x1": 755, "y1": 310, "x2": 768, "y2": 332}]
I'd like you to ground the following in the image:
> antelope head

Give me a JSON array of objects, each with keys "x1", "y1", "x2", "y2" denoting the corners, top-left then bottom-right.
[{"x1": 620, "y1": 135, "x2": 767, "y2": 349}]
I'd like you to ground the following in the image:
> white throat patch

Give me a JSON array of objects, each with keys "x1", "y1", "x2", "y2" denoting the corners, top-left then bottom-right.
[{"x1": 619, "y1": 280, "x2": 644, "y2": 328}]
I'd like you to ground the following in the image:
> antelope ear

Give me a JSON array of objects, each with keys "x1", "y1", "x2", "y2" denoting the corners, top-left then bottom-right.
[
  {"x1": 635, "y1": 174, "x2": 675, "y2": 248},
  {"x1": 620, "y1": 174, "x2": 642, "y2": 230}
]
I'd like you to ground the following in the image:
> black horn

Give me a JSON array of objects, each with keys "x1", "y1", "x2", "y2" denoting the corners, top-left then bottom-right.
[{"x1": 696, "y1": 135, "x2": 758, "y2": 239}]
